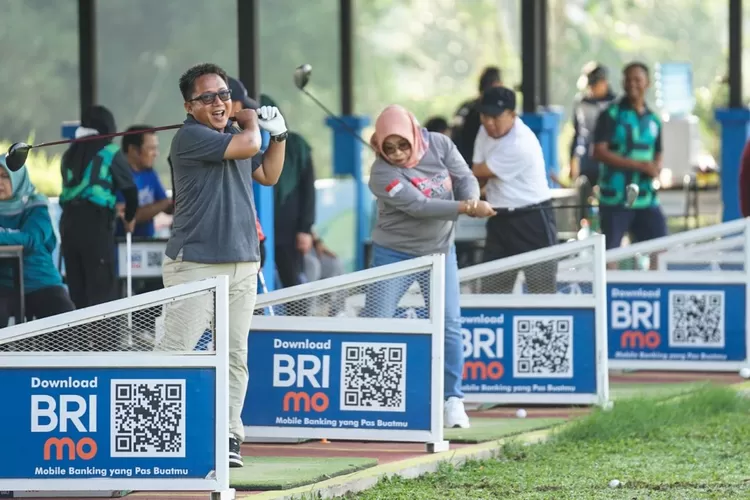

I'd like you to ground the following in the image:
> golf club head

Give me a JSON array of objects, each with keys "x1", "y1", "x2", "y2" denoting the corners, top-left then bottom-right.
[
  {"x1": 294, "y1": 64, "x2": 312, "y2": 90},
  {"x1": 625, "y1": 183, "x2": 640, "y2": 207},
  {"x1": 5, "y1": 142, "x2": 31, "y2": 172}
]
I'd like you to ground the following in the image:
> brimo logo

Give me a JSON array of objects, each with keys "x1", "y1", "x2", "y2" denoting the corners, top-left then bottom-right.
[
  {"x1": 620, "y1": 330, "x2": 661, "y2": 349},
  {"x1": 32, "y1": 394, "x2": 98, "y2": 461},
  {"x1": 463, "y1": 360, "x2": 505, "y2": 380},
  {"x1": 282, "y1": 392, "x2": 329, "y2": 412},
  {"x1": 44, "y1": 437, "x2": 97, "y2": 460}
]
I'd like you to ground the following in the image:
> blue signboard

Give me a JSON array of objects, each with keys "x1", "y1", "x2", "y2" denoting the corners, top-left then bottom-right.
[
  {"x1": 0, "y1": 368, "x2": 215, "y2": 480},
  {"x1": 655, "y1": 61, "x2": 694, "y2": 116},
  {"x1": 608, "y1": 283, "x2": 746, "y2": 362},
  {"x1": 460, "y1": 308, "x2": 597, "y2": 395},
  {"x1": 246, "y1": 331, "x2": 432, "y2": 431}
]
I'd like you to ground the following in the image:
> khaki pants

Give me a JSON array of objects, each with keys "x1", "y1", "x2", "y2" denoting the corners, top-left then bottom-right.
[{"x1": 157, "y1": 253, "x2": 259, "y2": 441}]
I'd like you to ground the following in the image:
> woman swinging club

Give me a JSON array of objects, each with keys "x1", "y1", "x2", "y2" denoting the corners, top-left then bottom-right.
[{"x1": 361, "y1": 105, "x2": 496, "y2": 428}]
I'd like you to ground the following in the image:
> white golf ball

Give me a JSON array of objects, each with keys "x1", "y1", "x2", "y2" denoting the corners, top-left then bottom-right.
[
  {"x1": 740, "y1": 367, "x2": 750, "y2": 379},
  {"x1": 608, "y1": 479, "x2": 621, "y2": 488},
  {"x1": 516, "y1": 408, "x2": 527, "y2": 418},
  {"x1": 602, "y1": 401, "x2": 614, "y2": 412}
]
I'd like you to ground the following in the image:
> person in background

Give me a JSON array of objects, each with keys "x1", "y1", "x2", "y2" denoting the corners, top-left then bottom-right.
[
  {"x1": 451, "y1": 66, "x2": 503, "y2": 165},
  {"x1": 739, "y1": 138, "x2": 750, "y2": 217},
  {"x1": 425, "y1": 116, "x2": 451, "y2": 136},
  {"x1": 569, "y1": 63, "x2": 616, "y2": 184},
  {"x1": 303, "y1": 231, "x2": 345, "y2": 315},
  {"x1": 592, "y1": 62, "x2": 665, "y2": 265},
  {"x1": 260, "y1": 95, "x2": 316, "y2": 296},
  {"x1": 59, "y1": 105, "x2": 138, "y2": 313},
  {"x1": 0, "y1": 157, "x2": 75, "y2": 330},
  {"x1": 363, "y1": 104, "x2": 495, "y2": 429},
  {"x1": 472, "y1": 87, "x2": 558, "y2": 293},
  {"x1": 226, "y1": 77, "x2": 269, "y2": 269},
  {"x1": 115, "y1": 126, "x2": 173, "y2": 239}
]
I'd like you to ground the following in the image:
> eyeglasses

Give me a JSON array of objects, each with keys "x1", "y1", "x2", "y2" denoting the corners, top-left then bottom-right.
[
  {"x1": 188, "y1": 89, "x2": 232, "y2": 105},
  {"x1": 382, "y1": 141, "x2": 411, "y2": 155}
]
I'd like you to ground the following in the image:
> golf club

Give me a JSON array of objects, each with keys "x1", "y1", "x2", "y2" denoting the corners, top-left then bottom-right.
[
  {"x1": 4, "y1": 106, "x2": 251, "y2": 172},
  {"x1": 4, "y1": 123, "x2": 185, "y2": 172},
  {"x1": 294, "y1": 64, "x2": 375, "y2": 152},
  {"x1": 494, "y1": 183, "x2": 641, "y2": 213},
  {"x1": 257, "y1": 270, "x2": 275, "y2": 316}
]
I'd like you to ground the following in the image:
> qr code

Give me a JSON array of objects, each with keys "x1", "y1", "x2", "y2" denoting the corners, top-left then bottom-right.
[
  {"x1": 668, "y1": 290, "x2": 725, "y2": 348},
  {"x1": 513, "y1": 316, "x2": 574, "y2": 378},
  {"x1": 147, "y1": 251, "x2": 163, "y2": 268},
  {"x1": 340, "y1": 342, "x2": 407, "y2": 412},
  {"x1": 110, "y1": 379, "x2": 186, "y2": 458}
]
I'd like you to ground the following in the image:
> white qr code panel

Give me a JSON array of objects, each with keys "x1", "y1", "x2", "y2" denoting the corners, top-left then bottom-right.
[
  {"x1": 340, "y1": 342, "x2": 407, "y2": 412},
  {"x1": 513, "y1": 316, "x2": 574, "y2": 378},
  {"x1": 668, "y1": 290, "x2": 725, "y2": 348},
  {"x1": 110, "y1": 379, "x2": 186, "y2": 458}
]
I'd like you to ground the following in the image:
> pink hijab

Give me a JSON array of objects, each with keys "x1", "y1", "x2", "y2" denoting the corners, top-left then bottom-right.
[{"x1": 370, "y1": 105, "x2": 429, "y2": 168}]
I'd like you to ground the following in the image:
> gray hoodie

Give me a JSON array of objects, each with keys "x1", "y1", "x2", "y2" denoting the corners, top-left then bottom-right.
[{"x1": 368, "y1": 130, "x2": 480, "y2": 256}]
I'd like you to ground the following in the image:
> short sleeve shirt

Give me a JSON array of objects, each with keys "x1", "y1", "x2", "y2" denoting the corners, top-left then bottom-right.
[
  {"x1": 116, "y1": 168, "x2": 167, "y2": 238},
  {"x1": 165, "y1": 115, "x2": 262, "y2": 263}
]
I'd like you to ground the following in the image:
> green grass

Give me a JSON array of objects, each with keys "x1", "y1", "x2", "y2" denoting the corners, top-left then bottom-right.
[
  {"x1": 445, "y1": 417, "x2": 564, "y2": 443},
  {"x1": 348, "y1": 384, "x2": 750, "y2": 499},
  {"x1": 610, "y1": 381, "x2": 703, "y2": 400}
]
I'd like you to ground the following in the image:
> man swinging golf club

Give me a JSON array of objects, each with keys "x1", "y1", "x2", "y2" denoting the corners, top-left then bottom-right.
[{"x1": 154, "y1": 62, "x2": 287, "y2": 469}]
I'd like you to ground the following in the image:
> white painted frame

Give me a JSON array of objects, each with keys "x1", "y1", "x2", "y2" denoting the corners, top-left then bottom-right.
[
  {"x1": 457, "y1": 236, "x2": 610, "y2": 407},
  {"x1": 0, "y1": 277, "x2": 233, "y2": 499},
  {"x1": 244, "y1": 255, "x2": 448, "y2": 453}
]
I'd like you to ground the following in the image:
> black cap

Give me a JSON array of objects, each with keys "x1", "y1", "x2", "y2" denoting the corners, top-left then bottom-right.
[
  {"x1": 587, "y1": 65, "x2": 608, "y2": 86},
  {"x1": 227, "y1": 76, "x2": 259, "y2": 109},
  {"x1": 477, "y1": 86, "x2": 516, "y2": 117}
]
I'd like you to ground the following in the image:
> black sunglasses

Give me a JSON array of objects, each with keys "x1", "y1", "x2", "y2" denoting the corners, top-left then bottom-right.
[{"x1": 188, "y1": 89, "x2": 232, "y2": 105}]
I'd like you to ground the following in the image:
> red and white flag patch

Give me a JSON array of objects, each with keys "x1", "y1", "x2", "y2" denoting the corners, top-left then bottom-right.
[{"x1": 385, "y1": 179, "x2": 404, "y2": 197}]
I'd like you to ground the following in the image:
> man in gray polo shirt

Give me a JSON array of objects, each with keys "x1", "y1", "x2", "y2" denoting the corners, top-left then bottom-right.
[{"x1": 156, "y1": 62, "x2": 287, "y2": 468}]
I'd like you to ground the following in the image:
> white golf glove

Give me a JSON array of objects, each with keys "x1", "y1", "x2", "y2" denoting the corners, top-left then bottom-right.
[{"x1": 257, "y1": 106, "x2": 287, "y2": 137}]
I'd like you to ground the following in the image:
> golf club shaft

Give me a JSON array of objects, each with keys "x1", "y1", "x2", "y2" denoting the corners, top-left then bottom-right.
[
  {"x1": 300, "y1": 88, "x2": 374, "y2": 151},
  {"x1": 32, "y1": 124, "x2": 183, "y2": 150},
  {"x1": 491, "y1": 203, "x2": 636, "y2": 213},
  {"x1": 257, "y1": 270, "x2": 275, "y2": 316}
]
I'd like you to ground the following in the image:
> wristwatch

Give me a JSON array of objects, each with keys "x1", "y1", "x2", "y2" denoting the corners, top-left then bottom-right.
[{"x1": 270, "y1": 131, "x2": 288, "y2": 142}]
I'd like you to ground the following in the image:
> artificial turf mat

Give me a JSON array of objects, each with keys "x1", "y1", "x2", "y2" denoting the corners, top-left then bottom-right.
[
  {"x1": 230, "y1": 456, "x2": 378, "y2": 490},
  {"x1": 445, "y1": 417, "x2": 565, "y2": 443}
]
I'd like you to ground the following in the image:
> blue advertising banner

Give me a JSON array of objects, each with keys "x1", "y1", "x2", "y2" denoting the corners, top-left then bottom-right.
[
  {"x1": 460, "y1": 308, "x2": 597, "y2": 395},
  {"x1": 0, "y1": 368, "x2": 216, "y2": 480},
  {"x1": 246, "y1": 331, "x2": 432, "y2": 431},
  {"x1": 608, "y1": 283, "x2": 746, "y2": 362}
]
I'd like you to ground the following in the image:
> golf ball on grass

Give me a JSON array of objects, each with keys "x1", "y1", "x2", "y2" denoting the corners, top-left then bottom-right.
[
  {"x1": 516, "y1": 408, "x2": 527, "y2": 418},
  {"x1": 740, "y1": 367, "x2": 750, "y2": 379},
  {"x1": 608, "y1": 479, "x2": 621, "y2": 489}
]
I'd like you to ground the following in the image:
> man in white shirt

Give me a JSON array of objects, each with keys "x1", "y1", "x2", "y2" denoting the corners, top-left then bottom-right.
[{"x1": 471, "y1": 86, "x2": 558, "y2": 293}]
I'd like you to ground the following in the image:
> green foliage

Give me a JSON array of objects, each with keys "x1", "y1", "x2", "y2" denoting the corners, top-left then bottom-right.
[{"x1": 0, "y1": 0, "x2": 738, "y2": 183}]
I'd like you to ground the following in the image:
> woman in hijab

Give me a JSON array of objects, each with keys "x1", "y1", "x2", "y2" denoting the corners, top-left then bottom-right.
[
  {"x1": 362, "y1": 105, "x2": 495, "y2": 429},
  {"x1": 0, "y1": 156, "x2": 74, "y2": 328},
  {"x1": 59, "y1": 105, "x2": 138, "y2": 312}
]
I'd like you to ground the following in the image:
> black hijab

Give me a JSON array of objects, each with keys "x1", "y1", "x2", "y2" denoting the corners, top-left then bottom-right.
[{"x1": 61, "y1": 105, "x2": 117, "y2": 185}]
